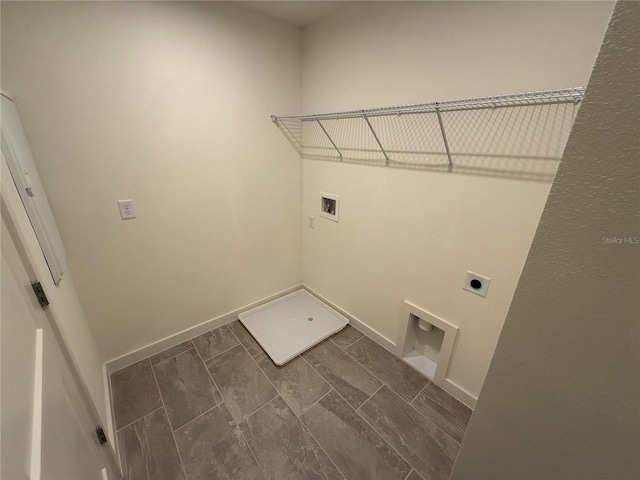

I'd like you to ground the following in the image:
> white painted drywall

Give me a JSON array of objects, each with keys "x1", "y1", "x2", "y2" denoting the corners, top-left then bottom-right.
[
  {"x1": 301, "y1": 1, "x2": 613, "y2": 399},
  {"x1": 451, "y1": 2, "x2": 640, "y2": 477},
  {"x1": 1, "y1": 1, "x2": 303, "y2": 360}
]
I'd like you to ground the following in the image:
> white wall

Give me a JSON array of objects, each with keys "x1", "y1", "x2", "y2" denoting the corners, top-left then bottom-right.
[
  {"x1": 451, "y1": 2, "x2": 639, "y2": 477},
  {"x1": 1, "y1": 1, "x2": 303, "y2": 360},
  {"x1": 301, "y1": 1, "x2": 613, "y2": 400}
]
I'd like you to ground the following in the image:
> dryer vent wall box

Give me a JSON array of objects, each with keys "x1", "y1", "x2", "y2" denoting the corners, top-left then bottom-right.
[{"x1": 319, "y1": 192, "x2": 339, "y2": 222}]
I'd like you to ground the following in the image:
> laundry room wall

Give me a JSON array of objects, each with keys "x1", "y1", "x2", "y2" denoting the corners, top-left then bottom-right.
[
  {"x1": 1, "y1": 1, "x2": 303, "y2": 360},
  {"x1": 300, "y1": 1, "x2": 613, "y2": 402}
]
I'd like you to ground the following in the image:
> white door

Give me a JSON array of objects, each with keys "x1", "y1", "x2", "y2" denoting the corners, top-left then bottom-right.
[{"x1": 1, "y1": 203, "x2": 111, "y2": 479}]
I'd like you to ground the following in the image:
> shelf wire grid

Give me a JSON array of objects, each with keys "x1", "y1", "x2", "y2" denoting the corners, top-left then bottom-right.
[{"x1": 272, "y1": 87, "x2": 584, "y2": 179}]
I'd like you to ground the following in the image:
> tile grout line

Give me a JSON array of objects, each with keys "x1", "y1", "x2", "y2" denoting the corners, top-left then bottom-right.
[
  {"x1": 114, "y1": 405, "x2": 165, "y2": 434},
  {"x1": 356, "y1": 381, "x2": 462, "y2": 476},
  {"x1": 342, "y1": 335, "x2": 430, "y2": 406},
  {"x1": 112, "y1": 338, "x2": 196, "y2": 377},
  {"x1": 295, "y1": 356, "x2": 362, "y2": 480},
  {"x1": 344, "y1": 331, "x2": 365, "y2": 347},
  {"x1": 248, "y1": 347, "x2": 347, "y2": 480},
  {"x1": 154, "y1": 347, "x2": 222, "y2": 431},
  {"x1": 302, "y1": 342, "x2": 386, "y2": 397},
  {"x1": 111, "y1": 357, "x2": 171, "y2": 439},
  {"x1": 356, "y1": 383, "x2": 385, "y2": 412},
  {"x1": 298, "y1": 407, "x2": 348, "y2": 480},
  {"x1": 403, "y1": 469, "x2": 416, "y2": 480},
  {"x1": 409, "y1": 384, "x2": 428, "y2": 405},
  {"x1": 333, "y1": 329, "x2": 365, "y2": 351},
  {"x1": 340, "y1": 341, "x2": 395, "y2": 395},
  {"x1": 215, "y1": 399, "x2": 271, "y2": 480},
  {"x1": 172, "y1": 402, "x2": 220, "y2": 434},
  {"x1": 151, "y1": 346, "x2": 196, "y2": 368},
  {"x1": 228, "y1": 327, "x2": 280, "y2": 397},
  {"x1": 224, "y1": 329, "x2": 278, "y2": 479},
  {"x1": 298, "y1": 387, "x2": 334, "y2": 417},
  {"x1": 292, "y1": 387, "x2": 348, "y2": 480},
  {"x1": 297, "y1": 353, "x2": 334, "y2": 411},
  {"x1": 408, "y1": 388, "x2": 464, "y2": 447},
  {"x1": 204, "y1": 324, "x2": 278, "y2": 419},
  {"x1": 111, "y1": 321, "x2": 235, "y2": 376},
  {"x1": 238, "y1": 425, "x2": 269, "y2": 480},
  {"x1": 300, "y1": 348, "x2": 384, "y2": 412},
  {"x1": 227, "y1": 322, "x2": 265, "y2": 358},
  {"x1": 408, "y1": 383, "x2": 470, "y2": 445},
  {"x1": 149, "y1": 359, "x2": 188, "y2": 480},
  {"x1": 354, "y1": 402, "x2": 419, "y2": 478},
  {"x1": 329, "y1": 386, "x2": 414, "y2": 479},
  {"x1": 149, "y1": 340, "x2": 195, "y2": 366},
  {"x1": 402, "y1": 375, "x2": 470, "y2": 445},
  {"x1": 192, "y1": 345, "x2": 225, "y2": 411},
  {"x1": 237, "y1": 390, "x2": 281, "y2": 423},
  {"x1": 196, "y1": 338, "x2": 241, "y2": 364},
  {"x1": 109, "y1": 323, "x2": 230, "y2": 378},
  {"x1": 418, "y1": 387, "x2": 473, "y2": 424}
]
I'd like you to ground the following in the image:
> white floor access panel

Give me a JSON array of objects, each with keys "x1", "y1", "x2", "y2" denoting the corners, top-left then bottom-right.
[{"x1": 239, "y1": 289, "x2": 348, "y2": 365}]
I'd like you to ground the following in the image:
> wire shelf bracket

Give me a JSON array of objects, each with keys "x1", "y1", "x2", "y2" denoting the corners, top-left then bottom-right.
[
  {"x1": 316, "y1": 119, "x2": 342, "y2": 160},
  {"x1": 435, "y1": 107, "x2": 454, "y2": 172},
  {"x1": 271, "y1": 87, "x2": 585, "y2": 174},
  {"x1": 363, "y1": 113, "x2": 390, "y2": 166}
]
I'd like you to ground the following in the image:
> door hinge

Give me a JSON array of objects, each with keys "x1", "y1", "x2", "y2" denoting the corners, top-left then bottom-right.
[
  {"x1": 95, "y1": 427, "x2": 108, "y2": 445},
  {"x1": 31, "y1": 282, "x2": 49, "y2": 308}
]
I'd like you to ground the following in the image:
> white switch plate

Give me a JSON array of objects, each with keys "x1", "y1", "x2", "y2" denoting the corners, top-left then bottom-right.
[
  {"x1": 308, "y1": 215, "x2": 315, "y2": 229},
  {"x1": 117, "y1": 199, "x2": 136, "y2": 220},
  {"x1": 463, "y1": 271, "x2": 491, "y2": 297}
]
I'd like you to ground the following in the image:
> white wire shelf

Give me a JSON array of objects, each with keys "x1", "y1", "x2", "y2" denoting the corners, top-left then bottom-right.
[{"x1": 272, "y1": 87, "x2": 585, "y2": 177}]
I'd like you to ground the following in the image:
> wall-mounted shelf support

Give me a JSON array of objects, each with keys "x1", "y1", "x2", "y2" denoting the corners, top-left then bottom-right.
[
  {"x1": 363, "y1": 113, "x2": 390, "y2": 166},
  {"x1": 272, "y1": 88, "x2": 585, "y2": 174},
  {"x1": 316, "y1": 119, "x2": 342, "y2": 160},
  {"x1": 435, "y1": 107, "x2": 454, "y2": 172},
  {"x1": 271, "y1": 114, "x2": 303, "y2": 157}
]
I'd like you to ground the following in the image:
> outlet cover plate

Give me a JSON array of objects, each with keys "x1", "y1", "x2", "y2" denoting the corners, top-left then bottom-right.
[
  {"x1": 117, "y1": 199, "x2": 136, "y2": 220},
  {"x1": 463, "y1": 271, "x2": 491, "y2": 297}
]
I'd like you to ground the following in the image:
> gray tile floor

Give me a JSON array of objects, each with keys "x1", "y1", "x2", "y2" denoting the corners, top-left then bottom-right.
[{"x1": 110, "y1": 322, "x2": 472, "y2": 480}]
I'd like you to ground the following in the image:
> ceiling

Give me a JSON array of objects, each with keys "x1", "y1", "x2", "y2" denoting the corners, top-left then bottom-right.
[{"x1": 239, "y1": 1, "x2": 352, "y2": 27}]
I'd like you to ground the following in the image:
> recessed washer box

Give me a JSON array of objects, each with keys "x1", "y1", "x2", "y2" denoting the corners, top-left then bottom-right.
[{"x1": 319, "y1": 192, "x2": 339, "y2": 222}]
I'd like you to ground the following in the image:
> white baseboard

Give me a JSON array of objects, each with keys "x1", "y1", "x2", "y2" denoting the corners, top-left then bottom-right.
[
  {"x1": 301, "y1": 284, "x2": 398, "y2": 353},
  {"x1": 442, "y1": 378, "x2": 477, "y2": 409},
  {"x1": 102, "y1": 362, "x2": 121, "y2": 473},
  {"x1": 104, "y1": 284, "x2": 303, "y2": 374},
  {"x1": 102, "y1": 363, "x2": 115, "y2": 445}
]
